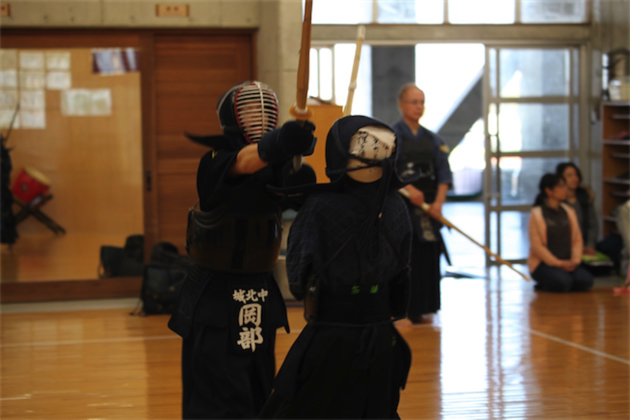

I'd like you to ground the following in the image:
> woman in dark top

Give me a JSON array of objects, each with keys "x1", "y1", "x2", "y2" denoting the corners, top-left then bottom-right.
[
  {"x1": 556, "y1": 162, "x2": 598, "y2": 255},
  {"x1": 527, "y1": 173, "x2": 594, "y2": 292}
]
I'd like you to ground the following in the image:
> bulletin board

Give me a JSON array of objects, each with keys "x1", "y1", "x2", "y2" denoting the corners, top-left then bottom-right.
[{"x1": 0, "y1": 48, "x2": 144, "y2": 235}]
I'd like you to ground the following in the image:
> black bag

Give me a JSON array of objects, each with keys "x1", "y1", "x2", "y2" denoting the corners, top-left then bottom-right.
[
  {"x1": 98, "y1": 234, "x2": 144, "y2": 278},
  {"x1": 138, "y1": 242, "x2": 194, "y2": 315},
  {"x1": 99, "y1": 246, "x2": 126, "y2": 277}
]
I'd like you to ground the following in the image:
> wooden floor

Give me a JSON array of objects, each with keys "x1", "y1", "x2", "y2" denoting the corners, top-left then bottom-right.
[
  {"x1": 1, "y1": 277, "x2": 628, "y2": 419},
  {"x1": 1, "y1": 232, "x2": 132, "y2": 283},
  {"x1": 1, "y1": 232, "x2": 143, "y2": 303}
]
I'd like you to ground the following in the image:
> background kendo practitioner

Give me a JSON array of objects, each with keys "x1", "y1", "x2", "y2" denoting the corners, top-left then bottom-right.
[
  {"x1": 393, "y1": 84, "x2": 453, "y2": 324},
  {"x1": 259, "y1": 116, "x2": 416, "y2": 419},
  {"x1": 168, "y1": 81, "x2": 317, "y2": 419}
]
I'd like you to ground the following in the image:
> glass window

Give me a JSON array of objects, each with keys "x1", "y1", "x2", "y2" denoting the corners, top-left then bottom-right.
[
  {"x1": 308, "y1": 49, "x2": 319, "y2": 100},
  {"x1": 491, "y1": 157, "x2": 568, "y2": 206},
  {"x1": 319, "y1": 48, "x2": 334, "y2": 101},
  {"x1": 377, "y1": 0, "x2": 444, "y2": 24},
  {"x1": 415, "y1": 43, "x2": 485, "y2": 131},
  {"x1": 497, "y1": 103, "x2": 570, "y2": 152},
  {"x1": 311, "y1": 0, "x2": 373, "y2": 24},
  {"x1": 572, "y1": 48, "x2": 579, "y2": 96},
  {"x1": 448, "y1": 0, "x2": 515, "y2": 24},
  {"x1": 377, "y1": 0, "x2": 416, "y2": 23},
  {"x1": 520, "y1": 0, "x2": 588, "y2": 23},
  {"x1": 415, "y1": 0, "x2": 444, "y2": 24},
  {"x1": 489, "y1": 48, "x2": 498, "y2": 98},
  {"x1": 334, "y1": 44, "x2": 372, "y2": 116},
  {"x1": 309, "y1": 0, "x2": 590, "y2": 24},
  {"x1": 499, "y1": 49, "x2": 571, "y2": 98},
  {"x1": 489, "y1": 210, "x2": 530, "y2": 260}
]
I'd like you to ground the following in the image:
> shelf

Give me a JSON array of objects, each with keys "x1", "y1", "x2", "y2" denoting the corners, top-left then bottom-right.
[
  {"x1": 603, "y1": 139, "x2": 630, "y2": 145},
  {"x1": 603, "y1": 178, "x2": 630, "y2": 185},
  {"x1": 603, "y1": 101, "x2": 630, "y2": 106},
  {"x1": 601, "y1": 102, "x2": 629, "y2": 236}
]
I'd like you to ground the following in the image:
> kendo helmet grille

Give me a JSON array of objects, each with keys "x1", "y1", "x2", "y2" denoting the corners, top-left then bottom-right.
[{"x1": 233, "y1": 81, "x2": 279, "y2": 143}]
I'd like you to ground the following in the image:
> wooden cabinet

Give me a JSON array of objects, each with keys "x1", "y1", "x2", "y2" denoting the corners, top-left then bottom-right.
[
  {"x1": 304, "y1": 103, "x2": 343, "y2": 183},
  {"x1": 601, "y1": 102, "x2": 630, "y2": 236}
]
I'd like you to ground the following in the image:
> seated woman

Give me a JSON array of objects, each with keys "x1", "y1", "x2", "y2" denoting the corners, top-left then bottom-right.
[
  {"x1": 528, "y1": 173, "x2": 594, "y2": 292},
  {"x1": 556, "y1": 162, "x2": 598, "y2": 256}
]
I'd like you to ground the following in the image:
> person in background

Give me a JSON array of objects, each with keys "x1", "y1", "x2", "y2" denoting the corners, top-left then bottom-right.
[
  {"x1": 555, "y1": 162, "x2": 598, "y2": 256},
  {"x1": 168, "y1": 81, "x2": 316, "y2": 419},
  {"x1": 528, "y1": 173, "x2": 594, "y2": 293},
  {"x1": 393, "y1": 83, "x2": 452, "y2": 324}
]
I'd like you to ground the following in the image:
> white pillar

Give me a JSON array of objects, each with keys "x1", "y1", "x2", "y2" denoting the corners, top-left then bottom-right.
[{"x1": 258, "y1": 0, "x2": 302, "y2": 123}]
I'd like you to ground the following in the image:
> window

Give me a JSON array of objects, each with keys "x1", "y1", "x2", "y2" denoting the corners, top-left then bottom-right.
[
  {"x1": 309, "y1": 45, "x2": 372, "y2": 116},
  {"x1": 308, "y1": 0, "x2": 589, "y2": 24}
]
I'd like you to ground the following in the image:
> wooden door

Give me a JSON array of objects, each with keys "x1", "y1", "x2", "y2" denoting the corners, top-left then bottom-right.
[{"x1": 142, "y1": 32, "x2": 255, "y2": 254}]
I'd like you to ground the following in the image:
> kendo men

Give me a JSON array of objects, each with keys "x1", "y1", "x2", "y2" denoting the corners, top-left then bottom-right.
[
  {"x1": 393, "y1": 83, "x2": 453, "y2": 324},
  {"x1": 168, "y1": 81, "x2": 316, "y2": 419},
  {"x1": 259, "y1": 116, "x2": 415, "y2": 419}
]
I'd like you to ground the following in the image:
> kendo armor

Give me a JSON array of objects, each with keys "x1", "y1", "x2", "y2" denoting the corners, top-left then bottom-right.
[
  {"x1": 217, "y1": 81, "x2": 280, "y2": 144},
  {"x1": 186, "y1": 182, "x2": 283, "y2": 274},
  {"x1": 184, "y1": 81, "x2": 283, "y2": 273},
  {"x1": 300, "y1": 116, "x2": 412, "y2": 323},
  {"x1": 397, "y1": 132, "x2": 438, "y2": 202}
]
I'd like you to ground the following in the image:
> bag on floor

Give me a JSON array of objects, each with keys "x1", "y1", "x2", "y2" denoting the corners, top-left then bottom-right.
[
  {"x1": 137, "y1": 242, "x2": 194, "y2": 315},
  {"x1": 98, "y1": 234, "x2": 144, "y2": 278}
]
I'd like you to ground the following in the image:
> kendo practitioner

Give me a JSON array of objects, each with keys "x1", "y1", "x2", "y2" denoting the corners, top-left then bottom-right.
[
  {"x1": 259, "y1": 116, "x2": 416, "y2": 419},
  {"x1": 393, "y1": 83, "x2": 453, "y2": 324},
  {"x1": 168, "y1": 81, "x2": 317, "y2": 419},
  {"x1": 1, "y1": 136, "x2": 18, "y2": 245}
]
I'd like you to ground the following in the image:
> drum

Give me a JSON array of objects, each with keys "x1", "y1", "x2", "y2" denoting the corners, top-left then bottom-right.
[{"x1": 11, "y1": 166, "x2": 51, "y2": 205}]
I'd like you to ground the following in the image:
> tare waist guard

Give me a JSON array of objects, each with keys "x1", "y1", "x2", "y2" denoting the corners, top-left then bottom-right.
[{"x1": 186, "y1": 207, "x2": 283, "y2": 274}]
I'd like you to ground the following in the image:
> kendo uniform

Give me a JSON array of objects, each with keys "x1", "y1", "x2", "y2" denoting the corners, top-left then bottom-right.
[
  {"x1": 168, "y1": 81, "x2": 316, "y2": 419},
  {"x1": 1, "y1": 137, "x2": 18, "y2": 245},
  {"x1": 392, "y1": 120, "x2": 453, "y2": 319},
  {"x1": 260, "y1": 116, "x2": 415, "y2": 419}
]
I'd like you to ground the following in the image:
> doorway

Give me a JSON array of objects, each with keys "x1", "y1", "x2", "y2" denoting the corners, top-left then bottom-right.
[
  {"x1": 1, "y1": 33, "x2": 145, "y2": 300},
  {"x1": 483, "y1": 45, "x2": 584, "y2": 270},
  {"x1": 0, "y1": 29, "x2": 255, "y2": 302},
  {"x1": 320, "y1": 42, "x2": 587, "y2": 276}
]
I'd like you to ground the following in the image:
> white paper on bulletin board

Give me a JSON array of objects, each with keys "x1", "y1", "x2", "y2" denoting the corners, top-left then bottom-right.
[
  {"x1": 61, "y1": 88, "x2": 112, "y2": 116},
  {"x1": 61, "y1": 89, "x2": 91, "y2": 116},
  {"x1": 20, "y1": 90, "x2": 46, "y2": 110},
  {"x1": 19, "y1": 110, "x2": 45, "y2": 129},
  {"x1": 46, "y1": 71, "x2": 72, "y2": 90},
  {"x1": 20, "y1": 70, "x2": 46, "y2": 90},
  {"x1": 19, "y1": 52, "x2": 45, "y2": 70},
  {"x1": 46, "y1": 52, "x2": 71, "y2": 70},
  {"x1": 0, "y1": 108, "x2": 20, "y2": 129},
  {"x1": 0, "y1": 90, "x2": 19, "y2": 108},
  {"x1": 90, "y1": 89, "x2": 112, "y2": 116},
  {"x1": 0, "y1": 70, "x2": 18, "y2": 88}
]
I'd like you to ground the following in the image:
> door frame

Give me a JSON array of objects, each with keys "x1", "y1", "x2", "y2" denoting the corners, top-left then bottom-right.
[
  {"x1": 0, "y1": 28, "x2": 256, "y2": 302},
  {"x1": 482, "y1": 42, "x2": 590, "y2": 269}
]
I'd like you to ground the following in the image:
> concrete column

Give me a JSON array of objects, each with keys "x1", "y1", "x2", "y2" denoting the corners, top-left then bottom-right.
[
  {"x1": 370, "y1": 46, "x2": 415, "y2": 125},
  {"x1": 257, "y1": 0, "x2": 302, "y2": 123}
]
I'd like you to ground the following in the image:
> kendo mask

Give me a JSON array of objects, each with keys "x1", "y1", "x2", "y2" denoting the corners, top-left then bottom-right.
[
  {"x1": 326, "y1": 116, "x2": 398, "y2": 185},
  {"x1": 217, "y1": 81, "x2": 280, "y2": 144}
]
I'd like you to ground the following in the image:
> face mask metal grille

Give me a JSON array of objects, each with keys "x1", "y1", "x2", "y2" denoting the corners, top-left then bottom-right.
[{"x1": 234, "y1": 82, "x2": 279, "y2": 143}]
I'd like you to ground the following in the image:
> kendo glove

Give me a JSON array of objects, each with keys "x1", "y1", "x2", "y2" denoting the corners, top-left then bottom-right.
[{"x1": 258, "y1": 120, "x2": 317, "y2": 164}]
